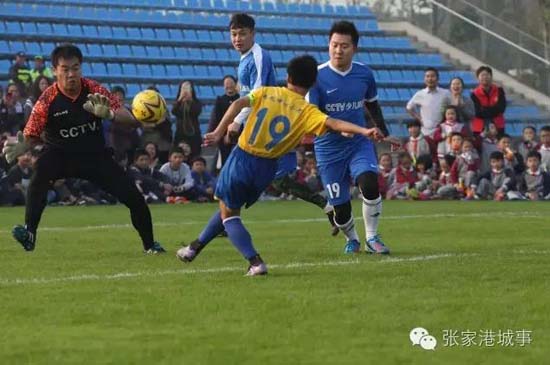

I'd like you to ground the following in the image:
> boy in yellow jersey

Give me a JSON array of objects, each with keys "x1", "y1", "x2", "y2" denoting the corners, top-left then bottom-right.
[{"x1": 176, "y1": 55, "x2": 383, "y2": 276}]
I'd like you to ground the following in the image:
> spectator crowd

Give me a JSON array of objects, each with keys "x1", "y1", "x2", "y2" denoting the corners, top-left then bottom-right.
[{"x1": 1, "y1": 51, "x2": 549, "y2": 207}]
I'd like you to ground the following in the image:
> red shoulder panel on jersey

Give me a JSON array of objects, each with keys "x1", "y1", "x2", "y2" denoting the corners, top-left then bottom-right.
[
  {"x1": 24, "y1": 84, "x2": 59, "y2": 138},
  {"x1": 83, "y1": 78, "x2": 122, "y2": 112}
]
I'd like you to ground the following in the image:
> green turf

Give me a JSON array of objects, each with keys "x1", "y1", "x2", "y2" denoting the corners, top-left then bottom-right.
[{"x1": 1, "y1": 201, "x2": 549, "y2": 364}]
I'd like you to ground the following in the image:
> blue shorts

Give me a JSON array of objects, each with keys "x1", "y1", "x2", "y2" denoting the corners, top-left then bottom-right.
[
  {"x1": 215, "y1": 146, "x2": 278, "y2": 209},
  {"x1": 274, "y1": 151, "x2": 297, "y2": 179},
  {"x1": 317, "y1": 139, "x2": 378, "y2": 205}
]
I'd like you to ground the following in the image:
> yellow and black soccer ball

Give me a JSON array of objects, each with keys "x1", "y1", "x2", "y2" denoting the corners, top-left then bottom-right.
[{"x1": 131, "y1": 90, "x2": 167, "y2": 124}]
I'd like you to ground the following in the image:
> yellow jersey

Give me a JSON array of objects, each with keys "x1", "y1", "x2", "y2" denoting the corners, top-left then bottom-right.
[{"x1": 238, "y1": 87, "x2": 328, "y2": 158}]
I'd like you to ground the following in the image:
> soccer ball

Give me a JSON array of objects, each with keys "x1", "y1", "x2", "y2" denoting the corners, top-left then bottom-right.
[{"x1": 131, "y1": 90, "x2": 167, "y2": 124}]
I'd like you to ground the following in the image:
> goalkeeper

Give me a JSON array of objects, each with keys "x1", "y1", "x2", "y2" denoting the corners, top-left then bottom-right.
[{"x1": 2, "y1": 44, "x2": 165, "y2": 254}]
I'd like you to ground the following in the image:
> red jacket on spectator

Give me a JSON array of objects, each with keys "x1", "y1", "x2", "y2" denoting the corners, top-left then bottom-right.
[
  {"x1": 395, "y1": 165, "x2": 417, "y2": 185},
  {"x1": 471, "y1": 85, "x2": 506, "y2": 133}
]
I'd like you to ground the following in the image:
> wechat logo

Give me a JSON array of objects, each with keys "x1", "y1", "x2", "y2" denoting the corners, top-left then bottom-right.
[{"x1": 410, "y1": 327, "x2": 437, "y2": 351}]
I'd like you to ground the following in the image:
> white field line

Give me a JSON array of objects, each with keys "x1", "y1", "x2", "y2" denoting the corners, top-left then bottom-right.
[
  {"x1": 0, "y1": 253, "x2": 471, "y2": 287},
  {"x1": 0, "y1": 211, "x2": 546, "y2": 234}
]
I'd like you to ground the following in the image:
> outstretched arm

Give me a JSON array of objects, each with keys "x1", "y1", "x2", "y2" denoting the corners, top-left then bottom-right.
[
  {"x1": 325, "y1": 118, "x2": 384, "y2": 141},
  {"x1": 203, "y1": 96, "x2": 250, "y2": 146}
]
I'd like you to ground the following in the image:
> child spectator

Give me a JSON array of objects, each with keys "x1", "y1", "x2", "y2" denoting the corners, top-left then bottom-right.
[
  {"x1": 479, "y1": 121, "x2": 500, "y2": 174},
  {"x1": 403, "y1": 119, "x2": 432, "y2": 163},
  {"x1": 497, "y1": 134, "x2": 525, "y2": 175},
  {"x1": 435, "y1": 154, "x2": 458, "y2": 199},
  {"x1": 144, "y1": 142, "x2": 162, "y2": 171},
  {"x1": 414, "y1": 154, "x2": 436, "y2": 200},
  {"x1": 191, "y1": 156, "x2": 217, "y2": 202},
  {"x1": 295, "y1": 153, "x2": 323, "y2": 193},
  {"x1": 437, "y1": 132, "x2": 463, "y2": 159},
  {"x1": 516, "y1": 125, "x2": 537, "y2": 162},
  {"x1": 159, "y1": 147, "x2": 195, "y2": 203},
  {"x1": 378, "y1": 153, "x2": 394, "y2": 198},
  {"x1": 519, "y1": 151, "x2": 550, "y2": 200},
  {"x1": 386, "y1": 152, "x2": 418, "y2": 200},
  {"x1": 450, "y1": 139, "x2": 480, "y2": 199},
  {"x1": 537, "y1": 125, "x2": 550, "y2": 172},
  {"x1": 476, "y1": 151, "x2": 521, "y2": 200},
  {"x1": 5, "y1": 150, "x2": 32, "y2": 205},
  {"x1": 433, "y1": 105, "x2": 469, "y2": 145},
  {"x1": 129, "y1": 149, "x2": 171, "y2": 203}
]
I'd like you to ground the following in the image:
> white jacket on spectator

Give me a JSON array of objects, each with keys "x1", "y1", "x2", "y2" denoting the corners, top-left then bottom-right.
[{"x1": 159, "y1": 162, "x2": 194, "y2": 191}]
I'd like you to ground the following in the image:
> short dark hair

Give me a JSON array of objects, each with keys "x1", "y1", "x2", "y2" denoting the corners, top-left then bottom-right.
[
  {"x1": 416, "y1": 154, "x2": 433, "y2": 170},
  {"x1": 229, "y1": 13, "x2": 255, "y2": 30},
  {"x1": 498, "y1": 133, "x2": 511, "y2": 142},
  {"x1": 329, "y1": 21, "x2": 359, "y2": 47},
  {"x1": 540, "y1": 125, "x2": 550, "y2": 133},
  {"x1": 134, "y1": 148, "x2": 149, "y2": 161},
  {"x1": 407, "y1": 119, "x2": 421, "y2": 128},
  {"x1": 51, "y1": 44, "x2": 83, "y2": 68},
  {"x1": 169, "y1": 147, "x2": 185, "y2": 156},
  {"x1": 223, "y1": 75, "x2": 237, "y2": 83},
  {"x1": 287, "y1": 55, "x2": 318, "y2": 89},
  {"x1": 449, "y1": 131, "x2": 463, "y2": 139},
  {"x1": 425, "y1": 67, "x2": 439, "y2": 79},
  {"x1": 523, "y1": 125, "x2": 536, "y2": 133},
  {"x1": 527, "y1": 150, "x2": 542, "y2": 161},
  {"x1": 192, "y1": 156, "x2": 207, "y2": 165},
  {"x1": 442, "y1": 105, "x2": 460, "y2": 123},
  {"x1": 398, "y1": 151, "x2": 411, "y2": 161},
  {"x1": 490, "y1": 151, "x2": 504, "y2": 161},
  {"x1": 476, "y1": 66, "x2": 493, "y2": 78},
  {"x1": 111, "y1": 85, "x2": 126, "y2": 97},
  {"x1": 443, "y1": 154, "x2": 456, "y2": 167},
  {"x1": 449, "y1": 76, "x2": 464, "y2": 88}
]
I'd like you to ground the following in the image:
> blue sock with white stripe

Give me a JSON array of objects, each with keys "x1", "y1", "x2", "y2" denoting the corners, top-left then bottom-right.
[
  {"x1": 198, "y1": 210, "x2": 224, "y2": 245},
  {"x1": 223, "y1": 216, "x2": 258, "y2": 260}
]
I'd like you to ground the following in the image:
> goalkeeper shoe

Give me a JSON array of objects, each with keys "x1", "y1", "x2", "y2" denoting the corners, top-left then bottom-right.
[
  {"x1": 144, "y1": 242, "x2": 166, "y2": 254},
  {"x1": 12, "y1": 225, "x2": 36, "y2": 251},
  {"x1": 344, "y1": 239, "x2": 361, "y2": 254},
  {"x1": 176, "y1": 240, "x2": 204, "y2": 262},
  {"x1": 365, "y1": 235, "x2": 390, "y2": 255}
]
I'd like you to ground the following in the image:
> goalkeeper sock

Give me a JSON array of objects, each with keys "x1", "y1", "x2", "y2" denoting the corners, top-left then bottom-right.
[
  {"x1": 198, "y1": 210, "x2": 224, "y2": 246},
  {"x1": 223, "y1": 216, "x2": 258, "y2": 260}
]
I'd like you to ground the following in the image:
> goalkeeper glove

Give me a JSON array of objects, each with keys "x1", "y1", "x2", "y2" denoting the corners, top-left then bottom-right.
[
  {"x1": 83, "y1": 93, "x2": 115, "y2": 120},
  {"x1": 2, "y1": 131, "x2": 30, "y2": 163}
]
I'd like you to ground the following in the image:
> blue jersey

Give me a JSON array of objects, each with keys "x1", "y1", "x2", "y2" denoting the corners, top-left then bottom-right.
[
  {"x1": 308, "y1": 61, "x2": 378, "y2": 164},
  {"x1": 235, "y1": 43, "x2": 277, "y2": 125}
]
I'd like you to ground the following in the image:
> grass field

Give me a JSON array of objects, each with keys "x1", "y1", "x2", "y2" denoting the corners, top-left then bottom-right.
[{"x1": 0, "y1": 201, "x2": 549, "y2": 364}]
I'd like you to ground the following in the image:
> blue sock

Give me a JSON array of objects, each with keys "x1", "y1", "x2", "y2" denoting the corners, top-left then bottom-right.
[
  {"x1": 223, "y1": 217, "x2": 258, "y2": 260},
  {"x1": 198, "y1": 210, "x2": 224, "y2": 246}
]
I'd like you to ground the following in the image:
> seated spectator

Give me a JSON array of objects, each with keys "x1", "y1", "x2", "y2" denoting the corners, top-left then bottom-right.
[
  {"x1": 479, "y1": 121, "x2": 500, "y2": 174},
  {"x1": 5, "y1": 151, "x2": 32, "y2": 205},
  {"x1": 191, "y1": 156, "x2": 216, "y2": 202},
  {"x1": 471, "y1": 65, "x2": 506, "y2": 136},
  {"x1": 296, "y1": 153, "x2": 323, "y2": 193},
  {"x1": 403, "y1": 119, "x2": 432, "y2": 164},
  {"x1": 414, "y1": 154, "x2": 436, "y2": 200},
  {"x1": 519, "y1": 151, "x2": 550, "y2": 201},
  {"x1": 0, "y1": 83, "x2": 25, "y2": 134},
  {"x1": 378, "y1": 153, "x2": 394, "y2": 199},
  {"x1": 23, "y1": 76, "x2": 52, "y2": 123},
  {"x1": 497, "y1": 134, "x2": 525, "y2": 175},
  {"x1": 450, "y1": 139, "x2": 480, "y2": 199},
  {"x1": 386, "y1": 151, "x2": 418, "y2": 200},
  {"x1": 144, "y1": 142, "x2": 162, "y2": 171},
  {"x1": 537, "y1": 125, "x2": 550, "y2": 172},
  {"x1": 129, "y1": 149, "x2": 171, "y2": 203},
  {"x1": 434, "y1": 154, "x2": 458, "y2": 200},
  {"x1": 159, "y1": 147, "x2": 195, "y2": 203},
  {"x1": 476, "y1": 151, "x2": 521, "y2": 200},
  {"x1": 437, "y1": 132, "x2": 463, "y2": 159},
  {"x1": 516, "y1": 125, "x2": 538, "y2": 162}
]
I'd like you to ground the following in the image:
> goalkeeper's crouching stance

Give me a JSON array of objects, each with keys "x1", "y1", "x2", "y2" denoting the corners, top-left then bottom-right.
[{"x1": 2, "y1": 44, "x2": 165, "y2": 254}]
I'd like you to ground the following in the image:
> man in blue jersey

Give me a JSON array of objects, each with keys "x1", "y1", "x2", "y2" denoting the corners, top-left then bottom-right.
[
  {"x1": 309, "y1": 21, "x2": 396, "y2": 254},
  {"x1": 226, "y1": 13, "x2": 338, "y2": 235}
]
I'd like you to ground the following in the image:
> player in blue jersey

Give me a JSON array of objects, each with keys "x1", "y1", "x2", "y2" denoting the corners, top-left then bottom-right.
[
  {"x1": 225, "y1": 13, "x2": 338, "y2": 235},
  {"x1": 308, "y1": 21, "x2": 398, "y2": 254}
]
